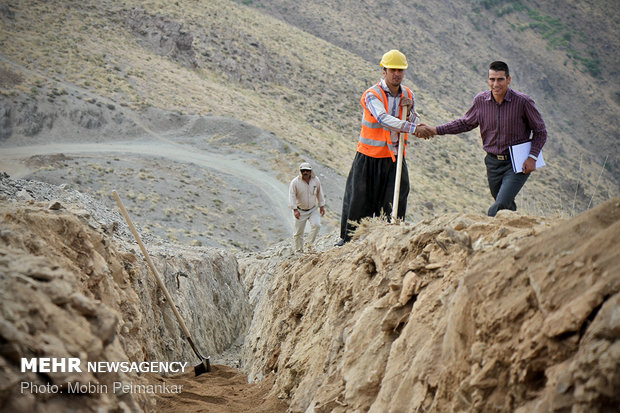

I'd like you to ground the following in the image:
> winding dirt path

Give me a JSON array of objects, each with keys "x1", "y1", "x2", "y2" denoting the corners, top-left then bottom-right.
[{"x1": 0, "y1": 141, "x2": 293, "y2": 229}]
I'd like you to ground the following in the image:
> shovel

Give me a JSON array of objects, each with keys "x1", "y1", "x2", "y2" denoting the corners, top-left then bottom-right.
[
  {"x1": 112, "y1": 191, "x2": 211, "y2": 376},
  {"x1": 391, "y1": 104, "x2": 410, "y2": 222}
]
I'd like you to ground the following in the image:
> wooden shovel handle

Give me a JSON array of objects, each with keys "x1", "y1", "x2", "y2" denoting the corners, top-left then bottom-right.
[
  {"x1": 391, "y1": 104, "x2": 410, "y2": 222},
  {"x1": 112, "y1": 191, "x2": 194, "y2": 341}
]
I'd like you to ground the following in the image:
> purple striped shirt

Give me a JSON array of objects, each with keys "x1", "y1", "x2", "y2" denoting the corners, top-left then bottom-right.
[{"x1": 435, "y1": 89, "x2": 547, "y2": 157}]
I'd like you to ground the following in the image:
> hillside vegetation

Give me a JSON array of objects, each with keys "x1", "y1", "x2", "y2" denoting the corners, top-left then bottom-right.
[
  {"x1": 238, "y1": 0, "x2": 619, "y2": 180},
  {"x1": 0, "y1": 0, "x2": 618, "y2": 232}
]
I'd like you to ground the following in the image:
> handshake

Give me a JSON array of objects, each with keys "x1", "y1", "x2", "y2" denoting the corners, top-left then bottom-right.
[
  {"x1": 401, "y1": 100, "x2": 435, "y2": 140},
  {"x1": 414, "y1": 124, "x2": 436, "y2": 140}
]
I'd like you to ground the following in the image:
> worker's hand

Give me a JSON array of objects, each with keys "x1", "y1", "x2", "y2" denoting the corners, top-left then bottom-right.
[
  {"x1": 400, "y1": 98, "x2": 413, "y2": 119},
  {"x1": 293, "y1": 209, "x2": 300, "y2": 219},
  {"x1": 522, "y1": 157, "x2": 536, "y2": 174},
  {"x1": 415, "y1": 124, "x2": 435, "y2": 140},
  {"x1": 320, "y1": 206, "x2": 325, "y2": 216},
  {"x1": 401, "y1": 97, "x2": 413, "y2": 109}
]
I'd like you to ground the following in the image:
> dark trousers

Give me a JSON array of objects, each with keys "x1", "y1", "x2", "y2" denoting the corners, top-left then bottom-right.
[
  {"x1": 340, "y1": 152, "x2": 409, "y2": 241},
  {"x1": 485, "y1": 154, "x2": 529, "y2": 216}
]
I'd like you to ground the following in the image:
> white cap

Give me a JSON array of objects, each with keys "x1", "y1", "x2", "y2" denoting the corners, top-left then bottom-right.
[{"x1": 299, "y1": 162, "x2": 312, "y2": 171}]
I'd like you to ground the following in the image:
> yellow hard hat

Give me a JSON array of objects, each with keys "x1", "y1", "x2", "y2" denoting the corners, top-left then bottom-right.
[{"x1": 380, "y1": 49, "x2": 408, "y2": 69}]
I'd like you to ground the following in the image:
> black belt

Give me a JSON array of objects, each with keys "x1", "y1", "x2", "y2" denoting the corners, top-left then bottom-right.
[
  {"x1": 487, "y1": 152, "x2": 510, "y2": 161},
  {"x1": 297, "y1": 206, "x2": 314, "y2": 212}
]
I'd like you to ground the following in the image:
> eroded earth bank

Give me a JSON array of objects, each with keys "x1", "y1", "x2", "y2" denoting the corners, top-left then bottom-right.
[{"x1": 1, "y1": 176, "x2": 618, "y2": 412}]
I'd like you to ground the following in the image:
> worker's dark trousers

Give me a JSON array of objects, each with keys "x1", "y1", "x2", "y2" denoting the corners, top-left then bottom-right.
[
  {"x1": 485, "y1": 154, "x2": 529, "y2": 217},
  {"x1": 340, "y1": 152, "x2": 409, "y2": 242}
]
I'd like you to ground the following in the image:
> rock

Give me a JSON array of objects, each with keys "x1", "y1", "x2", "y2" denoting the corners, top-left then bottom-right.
[
  {"x1": 398, "y1": 271, "x2": 417, "y2": 306},
  {"x1": 68, "y1": 108, "x2": 106, "y2": 129},
  {"x1": 124, "y1": 8, "x2": 197, "y2": 68},
  {"x1": 15, "y1": 189, "x2": 33, "y2": 201},
  {"x1": 0, "y1": 4, "x2": 15, "y2": 19}
]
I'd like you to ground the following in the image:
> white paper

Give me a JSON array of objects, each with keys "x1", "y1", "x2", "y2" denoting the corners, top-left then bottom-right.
[{"x1": 509, "y1": 141, "x2": 545, "y2": 173}]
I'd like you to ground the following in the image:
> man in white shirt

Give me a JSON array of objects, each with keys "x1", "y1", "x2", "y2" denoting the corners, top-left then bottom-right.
[{"x1": 289, "y1": 162, "x2": 326, "y2": 252}]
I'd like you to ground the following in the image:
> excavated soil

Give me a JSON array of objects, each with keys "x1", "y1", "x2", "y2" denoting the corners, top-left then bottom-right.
[
  {"x1": 146, "y1": 366, "x2": 285, "y2": 412},
  {"x1": 241, "y1": 199, "x2": 620, "y2": 413},
  {"x1": 1, "y1": 173, "x2": 619, "y2": 412},
  {"x1": 0, "y1": 176, "x2": 281, "y2": 412}
]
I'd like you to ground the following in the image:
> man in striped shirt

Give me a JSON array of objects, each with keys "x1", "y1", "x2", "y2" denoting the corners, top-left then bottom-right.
[{"x1": 416, "y1": 61, "x2": 547, "y2": 216}]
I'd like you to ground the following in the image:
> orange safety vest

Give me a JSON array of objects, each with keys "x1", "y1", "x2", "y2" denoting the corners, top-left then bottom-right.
[{"x1": 357, "y1": 83, "x2": 413, "y2": 160}]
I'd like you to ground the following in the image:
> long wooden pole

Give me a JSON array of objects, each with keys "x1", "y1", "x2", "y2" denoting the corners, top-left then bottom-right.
[
  {"x1": 112, "y1": 191, "x2": 197, "y2": 349},
  {"x1": 391, "y1": 105, "x2": 409, "y2": 222}
]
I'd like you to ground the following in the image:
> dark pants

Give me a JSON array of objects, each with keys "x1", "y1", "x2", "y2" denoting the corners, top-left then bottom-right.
[
  {"x1": 340, "y1": 152, "x2": 409, "y2": 241},
  {"x1": 485, "y1": 154, "x2": 529, "y2": 216}
]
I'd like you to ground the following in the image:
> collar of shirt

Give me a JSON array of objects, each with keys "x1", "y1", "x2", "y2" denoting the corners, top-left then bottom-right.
[
  {"x1": 296, "y1": 175, "x2": 315, "y2": 185},
  {"x1": 486, "y1": 88, "x2": 514, "y2": 103},
  {"x1": 380, "y1": 78, "x2": 402, "y2": 97}
]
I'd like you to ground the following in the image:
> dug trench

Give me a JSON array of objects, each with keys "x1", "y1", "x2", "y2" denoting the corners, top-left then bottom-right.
[{"x1": 0, "y1": 174, "x2": 619, "y2": 412}]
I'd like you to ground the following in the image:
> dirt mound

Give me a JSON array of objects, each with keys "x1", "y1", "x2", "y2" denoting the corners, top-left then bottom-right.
[
  {"x1": 241, "y1": 199, "x2": 620, "y2": 412},
  {"x1": 0, "y1": 180, "x2": 262, "y2": 412}
]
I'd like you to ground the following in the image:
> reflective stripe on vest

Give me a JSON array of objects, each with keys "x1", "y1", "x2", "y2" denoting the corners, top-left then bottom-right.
[{"x1": 357, "y1": 83, "x2": 413, "y2": 159}]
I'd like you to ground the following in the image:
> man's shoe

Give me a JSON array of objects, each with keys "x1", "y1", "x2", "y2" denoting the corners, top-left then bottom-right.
[{"x1": 335, "y1": 239, "x2": 345, "y2": 247}]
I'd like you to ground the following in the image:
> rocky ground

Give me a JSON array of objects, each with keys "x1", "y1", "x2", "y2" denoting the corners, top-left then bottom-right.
[
  {"x1": 0, "y1": 174, "x2": 285, "y2": 412},
  {"x1": 241, "y1": 199, "x2": 620, "y2": 413},
  {"x1": 2, "y1": 169, "x2": 619, "y2": 412}
]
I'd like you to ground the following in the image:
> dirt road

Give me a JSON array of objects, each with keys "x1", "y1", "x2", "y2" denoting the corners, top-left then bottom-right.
[{"x1": 0, "y1": 141, "x2": 293, "y2": 230}]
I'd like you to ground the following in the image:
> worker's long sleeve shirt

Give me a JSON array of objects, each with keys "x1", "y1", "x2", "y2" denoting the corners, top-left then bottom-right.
[
  {"x1": 435, "y1": 89, "x2": 547, "y2": 157},
  {"x1": 365, "y1": 79, "x2": 420, "y2": 143},
  {"x1": 289, "y1": 175, "x2": 325, "y2": 210}
]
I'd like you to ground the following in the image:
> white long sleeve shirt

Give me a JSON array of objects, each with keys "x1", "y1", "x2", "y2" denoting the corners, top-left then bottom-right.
[
  {"x1": 288, "y1": 174, "x2": 325, "y2": 211},
  {"x1": 365, "y1": 79, "x2": 420, "y2": 144}
]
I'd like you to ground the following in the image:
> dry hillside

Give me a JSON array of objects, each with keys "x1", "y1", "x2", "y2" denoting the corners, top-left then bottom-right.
[
  {"x1": 238, "y1": 0, "x2": 620, "y2": 184},
  {"x1": 0, "y1": 1, "x2": 619, "y2": 412}
]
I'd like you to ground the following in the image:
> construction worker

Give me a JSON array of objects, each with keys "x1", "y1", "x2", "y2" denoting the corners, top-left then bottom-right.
[
  {"x1": 289, "y1": 162, "x2": 326, "y2": 252},
  {"x1": 337, "y1": 49, "x2": 422, "y2": 246}
]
